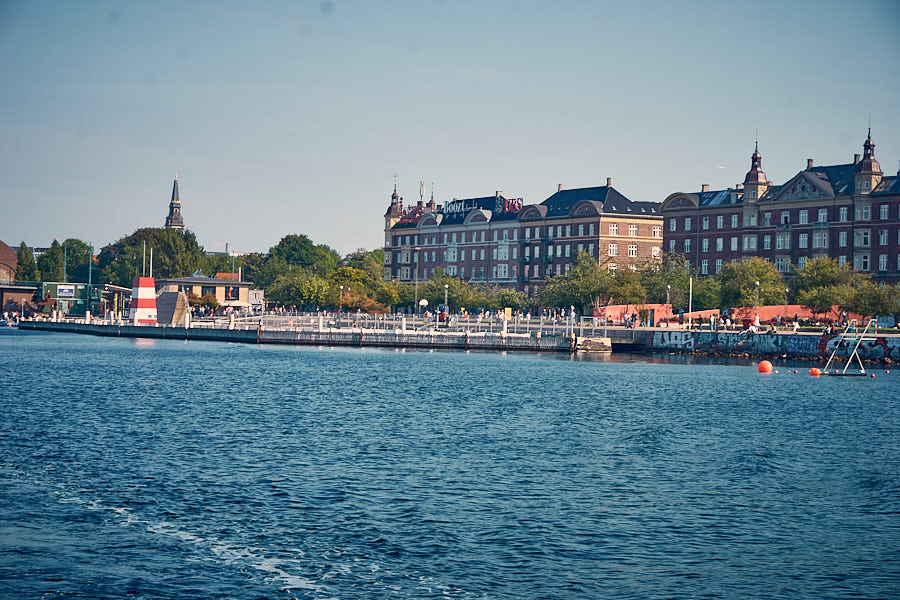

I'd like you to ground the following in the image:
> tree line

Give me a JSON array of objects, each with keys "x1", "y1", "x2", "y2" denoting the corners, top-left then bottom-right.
[{"x1": 13, "y1": 229, "x2": 900, "y2": 318}]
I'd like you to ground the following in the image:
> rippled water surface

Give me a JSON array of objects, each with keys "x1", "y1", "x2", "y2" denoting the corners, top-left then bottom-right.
[{"x1": 1, "y1": 329, "x2": 898, "y2": 599}]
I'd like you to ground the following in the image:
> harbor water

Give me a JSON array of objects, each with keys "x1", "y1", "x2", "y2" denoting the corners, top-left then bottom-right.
[{"x1": 1, "y1": 328, "x2": 898, "y2": 599}]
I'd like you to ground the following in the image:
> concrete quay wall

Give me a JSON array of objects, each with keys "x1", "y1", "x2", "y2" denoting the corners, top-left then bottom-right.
[
  {"x1": 648, "y1": 329, "x2": 900, "y2": 362},
  {"x1": 18, "y1": 320, "x2": 574, "y2": 353}
]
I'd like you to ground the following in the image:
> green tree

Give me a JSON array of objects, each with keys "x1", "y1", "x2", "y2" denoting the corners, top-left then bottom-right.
[
  {"x1": 716, "y1": 257, "x2": 785, "y2": 308},
  {"x1": 847, "y1": 280, "x2": 900, "y2": 319},
  {"x1": 15, "y1": 242, "x2": 39, "y2": 282},
  {"x1": 38, "y1": 239, "x2": 65, "y2": 281},
  {"x1": 795, "y1": 256, "x2": 856, "y2": 291},
  {"x1": 269, "y1": 234, "x2": 316, "y2": 266},
  {"x1": 62, "y1": 238, "x2": 92, "y2": 282},
  {"x1": 541, "y1": 251, "x2": 614, "y2": 311},
  {"x1": 97, "y1": 228, "x2": 206, "y2": 287},
  {"x1": 608, "y1": 268, "x2": 646, "y2": 307}
]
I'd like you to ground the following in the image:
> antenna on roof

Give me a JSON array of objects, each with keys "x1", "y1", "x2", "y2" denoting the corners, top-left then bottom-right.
[
  {"x1": 393, "y1": 173, "x2": 397, "y2": 192},
  {"x1": 430, "y1": 182, "x2": 434, "y2": 202},
  {"x1": 868, "y1": 114, "x2": 872, "y2": 137},
  {"x1": 755, "y1": 128, "x2": 758, "y2": 152}
]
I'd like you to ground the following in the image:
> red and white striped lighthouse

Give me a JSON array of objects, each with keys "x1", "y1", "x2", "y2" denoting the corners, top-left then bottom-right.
[{"x1": 129, "y1": 277, "x2": 157, "y2": 325}]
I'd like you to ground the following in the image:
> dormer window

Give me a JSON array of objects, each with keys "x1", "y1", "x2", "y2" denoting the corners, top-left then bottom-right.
[{"x1": 865, "y1": 180, "x2": 870, "y2": 189}]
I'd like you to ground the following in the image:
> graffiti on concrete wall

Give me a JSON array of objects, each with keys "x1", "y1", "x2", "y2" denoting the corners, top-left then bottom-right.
[
  {"x1": 651, "y1": 331, "x2": 696, "y2": 350},
  {"x1": 651, "y1": 330, "x2": 900, "y2": 359}
]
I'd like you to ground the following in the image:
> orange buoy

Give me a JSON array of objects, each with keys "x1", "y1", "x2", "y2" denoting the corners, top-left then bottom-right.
[
  {"x1": 758, "y1": 360, "x2": 774, "y2": 373},
  {"x1": 870, "y1": 373, "x2": 876, "y2": 378},
  {"x1": 810, "y1": 367, "x2": 821, "y2": 377}
]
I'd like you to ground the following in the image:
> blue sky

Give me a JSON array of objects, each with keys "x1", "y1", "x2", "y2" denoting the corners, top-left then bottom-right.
[{"x1": 1, "y1": 0, "x2": 898, "y2": 255}]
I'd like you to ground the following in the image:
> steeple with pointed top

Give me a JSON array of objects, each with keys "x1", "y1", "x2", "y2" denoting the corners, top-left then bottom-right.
[
  {"x1": 742, "y1": 142, "x2": 769, "y2": 201},
  {"x1": 854, "y1": 129, "x2": 883, "y2": 194},
  {"x1": 165, "y1": 172, "x2": 185, "y2": 231},
  {"x1": 857, "y1": 128, "x2": 882, "y2": 175}
]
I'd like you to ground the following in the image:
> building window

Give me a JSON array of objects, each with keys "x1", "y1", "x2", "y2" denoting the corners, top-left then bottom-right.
[
  {"x1": 879, "y1": 254, "x2": 888, "y2": 271},
  {"x1": 743, "y1": 235, "x2": 757, "y2": 251},
  {"x1": 839, "y1": 206, "x2": 848, "y2": 222},
  {"x1": 879, "y1": 204, "x2": 889, "y2": 220},
  {"x1": 837, "y1": 255, "x2": 847, "y2": 266},
  {"x1": 684, "y1": 238, "x2": 691, "y2": 253},
  {"x1": 684, "y1": 217, "x2": 692, "y2": 231},
  {"x1": 608, "y1": 243, "x2": 617, "y2": 257},
  {"x1": 577, "y1": 224, "x2": 584, "y2": 236},
  {"x1": 565, "y1": 225, "x2": 571, "y2": 237},
  {"x1": 608, "y1": 263, "x2": 617, "y2": 271},
  {"x1": 854, "y1": 231, "x2": 870, "y2": 248},
  {"x1": 652, "y1": 225, "x2": 661, "y2": 238},
  {"x1": 480, "y1": 249, "x2": 486, "y2": 260},
  {"x1": 652, "y1": 246, "x2": 661, "y2": 258},
  {"x1": 669, "y1": 218, "x2": 677, "y2": 232},
  {"x1": 701, "y1": 238, "x2": 709, "y2": 252},
  {"x1": 524, "y1": 228, "x2": 530, "y2": 240},
  {"x1": 588, "y1": 243, "x2": 594, "y2": 255},
  {"x1": 879, "y1": 230, "x2": 888, "y2": 246},
  {"x1": 610, "y1": 223, "x2": 619, "y2": 235},
  {"x1": 716, "y1": 215, "x2": 724, "y2": 229},
  {"x1": 716, "y1": 237, "x2": 723, "y2": 251},
  {"x1": 799, "y1": 209, "x2": 809, "y2": 225},
  {"x1": 763, "y1": 212, "x2": 772, "y2": 226},
  {"x1": 743, "y1": 213, "x2": 757, "y2": 227},
  {"x1": 715, "y1": 259, "x2": 723, "y2": 273},
  {"x1": 854, "y1": 254, "x2": 870, "y2": 271},
  {"x1": 798, "y1": 256, "x2": 807, "y2": 270},
  {"x1": 730, "y1": 237, "x2": 738, "y2": 252},
  {"x1": 780, "y1": 211, "x2": 790, "y2": 225},
  {"x1": 628, "y1": 244, "x2": 637, "y2": 257},
  {"x1": 798, "y1": 233, "x2": 808, "y2": 249},
  {"x1": 669, "y1": 240, "x2": 676, "y2": 253},
  {"x1": 589, "y1": 224, "x2": 595, "y2": 236},
  {"x1": 775, "y1": 256, "x2": 791, "y2": 272},
  {"x1": 731, "y1": 214, "x2": 738, "y2": 228},
  {"x1": 763, "y1": 235, "x2": 771, "y2": 250},
  {"x1": 776, "y1": 233, "x2": 791, "y2": 250},
  {"x1": 856, "y1": 206, "x2": 871, "y2": 220},
  {"x1": 818, "y1": 208, "x2": 828, "y2": 223},
  {"x1": 812, "y1": 231, "x2": 828, "y2": 249},
  {"x1": 702, "y1": 216, "x2": 710, "y2": 230},
  {"x1": 839, "y1": 231, "x2": 848, "y2": 247},
  {"x1": 701, "y1": 259, "x2": 708, "y2": 274},
  {"x1": 629, "y1": 224, "x2": 638, "y2": 236}
]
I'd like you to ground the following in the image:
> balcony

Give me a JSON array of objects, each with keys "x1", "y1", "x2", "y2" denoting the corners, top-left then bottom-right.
[
  {"x1": 813, "y1": 221, "x2": 829, "y2": 229},
  {"x1": 776, "y1": 223, "x2": 792, "y2": 231}
]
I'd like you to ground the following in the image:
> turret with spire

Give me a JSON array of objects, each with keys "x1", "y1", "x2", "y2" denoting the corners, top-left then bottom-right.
[
  {"x1": 854, "y1": 129, "x2": 883, "y2": 194},
  {"x1": 384, "y1": 177, "x2": 404, "y2": 232},
  {"x1": 165, "y1": 172, "x2": 185, "y2": 231},
  {"x1": 742, "y1": 142, "x2": 769, "y2": 201}
]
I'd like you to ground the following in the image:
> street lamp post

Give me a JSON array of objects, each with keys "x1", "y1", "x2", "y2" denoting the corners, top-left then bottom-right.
[
  {"x1": 413, "y1": 246, "x2": 420, "y2": 318},
  {"x1": 339, "y1": 285, "x2": 343, "y2": 326},
  {"x1": 754, "y1": 280, "x2": 760, "y2": 326}
]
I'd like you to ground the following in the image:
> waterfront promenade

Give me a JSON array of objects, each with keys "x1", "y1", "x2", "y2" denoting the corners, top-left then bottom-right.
[{"x1": 17, "y1": 313, "x2": 900, "y2": 362}]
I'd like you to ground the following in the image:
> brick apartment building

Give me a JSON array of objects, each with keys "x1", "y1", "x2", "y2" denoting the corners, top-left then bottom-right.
[
  {"x1": 660, "y1": 132, "x2": 900, "y2": 284},
  {"x1": 384, "y1": 180, "x2": 663, "y2": 294}
]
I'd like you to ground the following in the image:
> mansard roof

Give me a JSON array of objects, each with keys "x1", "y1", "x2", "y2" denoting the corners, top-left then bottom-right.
[
  {"x1": 539, "y1": 186, "x2": 659, "y2": 218},
  {"x1": 873, "y1": 176, "x2": 900, "y2": 196},
  {"x1": 440, "y1": 194, "x2": 519, "y2": 226},
  {"x1": 662, "y1": 188, "x2": 745, "y2": 211}
]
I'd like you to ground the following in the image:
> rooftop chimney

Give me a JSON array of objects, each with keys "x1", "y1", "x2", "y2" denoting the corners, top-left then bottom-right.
[
  {"x1": 736, "y1": 183, "x2": 742, "y2": 190},
  {"x1": 807, "y1": 159, "x2": 814, "y2": 169},
  {"x1": 701, "y1": 184, "x2": 710, "y2": 193},
  {"x1": 854, "y1": 153, "x2": 861, "y2": 164},
  {"x1": 557, "y1": 184, "x2": 562, "y2": 192},
  {"x1": 606, "y1": 177, "x2": 612, "y2": 187},
  {"x1": 495, "y1": 190, "x2": 502, "y2": 197}
]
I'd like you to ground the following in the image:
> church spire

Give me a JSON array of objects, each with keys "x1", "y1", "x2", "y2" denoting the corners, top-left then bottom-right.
[
  {"x1": 857, "y1": 128, "x2": 882, "y2": 174},
  {"x1": 165, "y1": 172, "x2": 185, "y2": 231}
]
